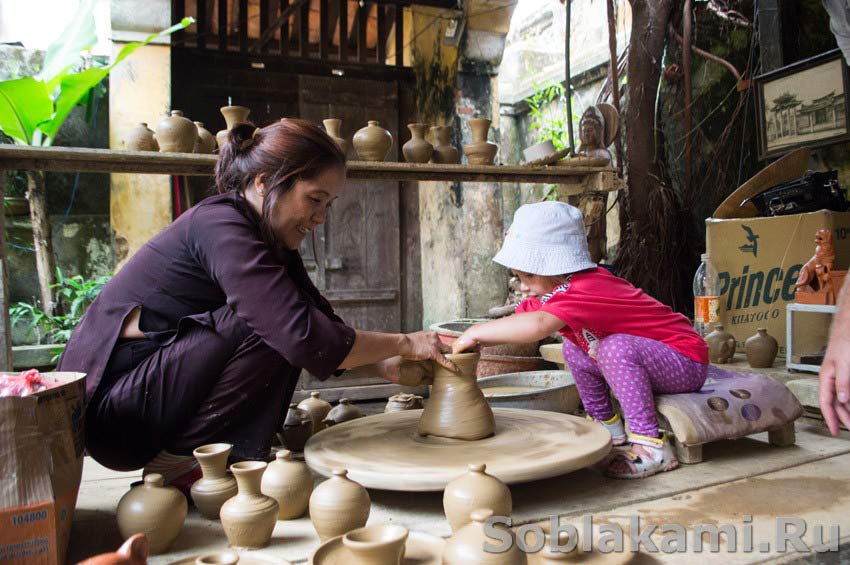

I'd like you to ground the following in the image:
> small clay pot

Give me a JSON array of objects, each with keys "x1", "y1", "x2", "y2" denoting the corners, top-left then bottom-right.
[
  {"x1": 298, "y1": 391, "x2": 332, "y2": 434},
  {"x1": 194, "y1": 122, "x2": 217, "y2": 154},
  {"x1": 216, "y1": 105, "x2": 251, "y2": 149},
  {"x1": 323, "y1": 398, "x2": 365, "y2": 427},
  {"x1": 442, "y1": 509, "x2": 525, "y2": 564},
  {"x1": 384, "y1": 392, "x2": 424, "y2": 413},
  {"x1": 323, "y1": 118, "x2": 349, "y2": 154},
  {"x1": 353, "y1": 120, "x2": 393, "y2": 161},
  {"x1": 402, "y1": 123, "x2": 434, "y2": 163},
  {"x1": 260, "y1": 450, "x2": 313, "y2": 519},
  {"x1": 309, "y1": 468, "x2": 371, "y2": 542},
  {"x1": 342, "y1": 524, "x2": 409, "y2": 565},
  {"x1": 155, "y1": 110, "x2": 197, "y2": 153},
  {"x1": 745, "y1": 328, "x2": 778, "y2": 368},
  {"x1": 431, "y1": 125, "x2": 459, "y2": 164},
  {"x1": 705, "y1": 325, "x2": 737, "y2": 364},
  {"x1": 116, "y1": 474, "x2": 187, "y2": 555},
  {"x1": 443, "y1": 463, "x2": 512, "y2": 533},
  {"x1": 279, "y1": 402, "x2": 313, "y2": 451},
  {"x1": 124, "y1": 123, "x2": 158, "y2": 152},
  {"x1": 463, "y1": 118, "x2": 498, "y2": 165},
  {"x1": 191, "y1": 443, "x2": 238, "y2": 520},
  {"x1": 220, "y1": 461, "x2": 279, "y2": 549}
]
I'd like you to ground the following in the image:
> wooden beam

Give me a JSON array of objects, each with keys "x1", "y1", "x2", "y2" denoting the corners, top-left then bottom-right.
[
  {"x1": 253, "y1": 0, "x2": 309, "y2": 53},
  {"x1": 173, "y1": 0, "x2": 186, "y2": 24},
  {"x1": 394, "y1": 4, "x2": 403, "y2": 67},
  {"x1": 299, "y1": 0, "x2": 310, "y2": 57},
  {"x1": 260, "y1": 0, "x2": 270, "y2": 53},
  {"x1": 197, "y1": 0, "x2": 207, "y2": 49},
  {"x1": 377, "y1": 4, "x2": 387, "y2": 64},
  {"x1": 338, "y1": 0, "x2": 348, "y2": 62},
  {"x1": 357, "y1": 2, "x2": 368, "y2": 63},
  {"x1": 239, "y1": 0, "x2": 248, "y2": 52},
  {"x1": 279, "y1": 0, "x2": 290, "y2": 54},
  {"x1": 0, "y1": 169, "x2": 13, "y2": 371},
  {"x1": 218, "y1": 0, "x2": 228, "y2": 50},
  {"x1": 320, "y1": 0, "x2": 329, "y2": 60}
]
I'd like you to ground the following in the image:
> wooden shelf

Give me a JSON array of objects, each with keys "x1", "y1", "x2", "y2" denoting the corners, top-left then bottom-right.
[{"x1": 0, "y1": 145, "x2": 624, "y2": 188}]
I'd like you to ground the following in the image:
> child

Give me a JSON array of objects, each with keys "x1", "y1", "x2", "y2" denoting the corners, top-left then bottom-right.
[{"x1": 452, "y1": 201, "x2": 708, "y2": 479}]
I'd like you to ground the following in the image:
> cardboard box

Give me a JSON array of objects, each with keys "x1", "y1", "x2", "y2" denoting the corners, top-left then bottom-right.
[
  {"x1": 706, "y1": 210, "x2": 850, "y2": 354},
  {"x1": 0, "y1": 372, "x2": 86, "y2": 565}
]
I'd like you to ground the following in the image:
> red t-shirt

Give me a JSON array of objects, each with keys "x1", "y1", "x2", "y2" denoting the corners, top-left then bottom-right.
[{"x1": 516, "y1": 268, "x2": 708, "y2": 364}]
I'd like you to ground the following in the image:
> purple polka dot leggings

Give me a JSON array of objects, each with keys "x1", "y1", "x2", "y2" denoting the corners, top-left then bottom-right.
[{"x1": 562, "y1": 334, "x2": 708, "y2": 437}]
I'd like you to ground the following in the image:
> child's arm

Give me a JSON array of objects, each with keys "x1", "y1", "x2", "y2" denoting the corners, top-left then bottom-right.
[{"x1": 452, "y1": 311, "x2": 565, "y2": 354}]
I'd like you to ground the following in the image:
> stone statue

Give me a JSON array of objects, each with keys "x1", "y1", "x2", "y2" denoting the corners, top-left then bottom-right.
[{"x1": 577, "y1": 106, "x2": 613, "y2": 166}]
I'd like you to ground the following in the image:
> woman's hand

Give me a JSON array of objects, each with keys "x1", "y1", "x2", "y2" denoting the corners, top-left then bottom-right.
[
  {"x1": 399, "y1": 331, "x2": 457, "y2": 372},
  {"x1": 820, "y1": 329, "x2": 850, "y2": 435}
]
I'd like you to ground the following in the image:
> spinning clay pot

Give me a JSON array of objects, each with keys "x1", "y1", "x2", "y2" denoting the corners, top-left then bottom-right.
[
  {"x1": 193, "y1": 122, "x2": 217, "y2": 154},
  {"x1": 279, "y1": 402, "x2": 313, "y2": 450},
  {"x1": 705, "y1": 325, "x2": 737, "y2": 364},
  {"x1": 260, "y1": 449, "x2": 313, "y2": 519},
  {"x1": 353, "y1": 121, "x2": 393, "y2": 161},
  {"x1": 342, "y1": 524, "x2": 409, "y2": 565},
  {"x1": 191, "y1": 443, "x2": 238, "y2": 520},
  {"x1": 431, "y1": 125, "x2": 459, "y2": 164},
  {"x1": 323, "y1": 398, "x2": 365, "y2": 427},
  {"x1": 116, "y1": 474, "x2": 187, "y2": 555},
  {"x1": 745, "y1": 328, "x2": 778, "y2": 368},
  {"x1": 443, "y1": 463, "x2": 512, "y2": 533},
  {"x1": 220, "y1": 461, "x2": 279, "y2": 549},
  {"x1": 124, "y1": 123, "x2": 158, "y2": 152},
  {"x1": 323, "y1": 118, "x2": 349, "y2": 154},
  {"x1": 402, "y1": 123, "x2": 434, "y2": 163},
  {"x1": 309, "y1": 468, "x2": 371, "y2": 541},
  {"x1": 463, "y1": 118, "x2": 498, "y2": 165},
  {"x1": 298, "y1": 391, "x2": 332, "y2": 434},
  {"x1": 443, "y1": 509, "x2": 525, "y2": 565},
  {"x1": 155, "y1": 110, "x2": 197, "y2": 153}
]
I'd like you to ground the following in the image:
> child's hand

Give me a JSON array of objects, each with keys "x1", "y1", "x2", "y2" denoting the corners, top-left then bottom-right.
[{"x1": 452, "y1": 329, "x2": 481, "y2": 354}]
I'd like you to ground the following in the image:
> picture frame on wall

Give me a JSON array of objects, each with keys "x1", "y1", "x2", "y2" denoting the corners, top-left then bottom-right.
[{"x1": 755, "y1": 48, "x2": 850, "y2": 160}]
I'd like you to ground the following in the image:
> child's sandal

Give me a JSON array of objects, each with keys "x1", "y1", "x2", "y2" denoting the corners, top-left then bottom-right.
[
  {"x1": 588, "y1": 413, "x2": 628, "y2": 446},
  {"x1": 604, "y1": 432, "x2": 679, "y2": 479}
]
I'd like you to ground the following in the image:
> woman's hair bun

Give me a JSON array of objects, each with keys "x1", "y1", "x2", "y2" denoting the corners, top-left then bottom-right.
[{"x1": 227, "y1": 122, "x2": 259, "y2": 152}]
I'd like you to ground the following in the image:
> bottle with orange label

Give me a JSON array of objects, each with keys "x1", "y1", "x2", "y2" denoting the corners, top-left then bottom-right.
[{"x1": 693, "y1": 253, "x2": 720, "y2": 337}]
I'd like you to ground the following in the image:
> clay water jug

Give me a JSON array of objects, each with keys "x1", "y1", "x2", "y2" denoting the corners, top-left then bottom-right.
[
  {"x1": 463, "y1": 118, "x2": 498, "y2": 165},
  {"x1": 323, "y1": 118, "x2": 349, "y2": 154},
  {"x1": 116, "y1": 474, "x2": 187, "y2": 555},
  {"x1": 298, "y1": 392, "x2": 332, "y2": 433},
  {"x1": 384, "y1": 392, "x2": 424, "y2": 413},
  {"x1": 443, "y1": 463, "x2": 512, "y2": 533},
  {"x1": 309, "y1": 468, "x2": 371, "y2": 541},
  {"x1": 418, "y1": 353, "x2": 495, "y2": 440},
  {"x1": 323, "y1": 398, "x2": 365, "y2": 427},
  {"x1": 124, "y1": 123, "x2": 158, "y2": 152},
  {"x1": 705, "y1": 325, "x2": 737, "y2": 364},
  {"x1": 342, "y1": 525, "x2": 409, "y2": 565},
  {"x1": 191, "y1": 443, "x2": 238, "y2": 519},
  {"x1": 216, "y1": 105, "x2": 251, "y2": 149},
  {"x1": 431, "y1": 125, "x2": 459, "y2": 164},
  {"x1": 155, "y1": 110, "x2": 197, "y2": 153},
  {"x1": 279, "y1": 402, "x2": 313, "y2": 451},
  {"x1": 220, "y1": 461, "x2": 279, "y2": 549},
  {"x1": 745, "y1": 328, "x2": 778, "y2": 368},
  {"x1": 260, "y1": 450, "x2": 313, "y2": 519},
  {"x1": 402, "y1": 123, "x2": 434, "y2": 163},
  {"x1": 194, "y1": 122, "x2": 217, "y2": 154},
  {"x1": 353, "y1": 121, "x2": 393, "y2": 161},
  {"x1": 443, "y1": 509, "x2": 525, "y2": 565}
]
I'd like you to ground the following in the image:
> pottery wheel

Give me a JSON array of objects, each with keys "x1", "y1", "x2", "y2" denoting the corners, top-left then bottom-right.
[{"x1": 304, "y1": 408, "x2": 611, "y2": 491}]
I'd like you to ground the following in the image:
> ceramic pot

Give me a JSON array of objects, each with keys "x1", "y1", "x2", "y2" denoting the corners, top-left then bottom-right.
[
  {"x1": 745, "y1": 328, "x2": 778, "y2": 368},
  {"x1": 279, "y1": 402, "x2": 313, "y2": 451},
  {"x1": 323, "y1": 398, "x2": 365, "y2": 427},
  {"x1": 527, "y1": 532, "x2": 576, "y2": 564},
  {"x1": 705, "y1": 325, "x2": 737, "y2": 364},
  {"x1": 116, "y1": 474, "x2": 187, "y2": 555},
  {"x1": 309, "y1": 468, "x2": 371, "y2": 541},
  {"x1": 431, "y1": 125, "x2": 459, "y2": 164},
  {"x1": 194, "y1": 122, "x2": 217, "y2": 154},
  {"x1": 220, "y1": 461, "x2": 279, "y2": 549},
  {"x1": 443, "y1": 463, "x2": 512, "y2": 533},
  {"x1": 442, "y1": 509, "x2": 525, "y2": 565},
  {"x1": 323, "y1": 118, "x2": 349, "y2": 154},
  {"x1": 418, "y1": 352, "x2": 495, "y2": 440},
  {"x1": 78, "y1": 534, "x2": 148, "y2": 565},
  {"x1": 353, "y1": 121, "x2": 393, "y2": 161},
  {"x1": 463, "y1": 118, "x2": 498, "y2": 165},
  {"x1": 342, "y1": 525, "x2": 409, "y2": 565},
  {"x1": 155, "y1": 110, "x2": 197, "y2": 153},
  {"x1": 191, "y1": 443, "x2": 238, "y2": 520},
  {"x1": 298, "y1": 392, "x2": 332, "y2": 434},
  {"x1": 124, "y1": 123, "x2": 158, "y2": 152},
  {"x1": 216, "y1": 105, "x2": 251, "y2": 149},
  {"x1": 260, "y1": 450, "x2": 313, "y2": 520},
  {"x1": 402, "y1": 123, "x2": 433, "y2": 163},
  {"x1": 476, "y1": 355, "x2": 544, "y2": 378},
  {"x1": 194, "y1": 552, "x2": 239, "y2": 565},
  {"x1": 384, "y1": 392, "x2": 424, "y2": 413}
]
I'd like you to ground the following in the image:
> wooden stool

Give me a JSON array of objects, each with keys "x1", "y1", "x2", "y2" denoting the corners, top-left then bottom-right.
[{"x1": 655, "y1": 367, "x2": 803, "y2": 464}]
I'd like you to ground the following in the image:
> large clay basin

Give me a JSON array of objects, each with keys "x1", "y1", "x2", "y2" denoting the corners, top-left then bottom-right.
[
  {"x1": 476, "y1": 354, "x2": 544, "y2": 378},
  {"x1": 478, "y1": 370, "x2": 579, "y2": 413},
  {"x1": 539, "y1": 343, "x2": 566, "y2": 370},
  {"x1": 429, "y1": 319, "x2": 488, "y2": 345}
]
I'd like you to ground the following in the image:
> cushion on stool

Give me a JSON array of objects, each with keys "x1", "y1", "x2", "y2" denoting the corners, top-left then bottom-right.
[{"x1": 655, "y1": 366, "x2": 803, "y2": 446}]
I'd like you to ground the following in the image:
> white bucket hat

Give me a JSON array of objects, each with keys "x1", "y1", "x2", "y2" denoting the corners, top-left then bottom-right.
[{"x1": 493, "y1": 201, "x2": 596, "y2": 276}]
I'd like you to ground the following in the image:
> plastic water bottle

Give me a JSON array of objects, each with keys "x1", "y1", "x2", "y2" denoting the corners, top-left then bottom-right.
[{"x1": 693, "y1": 253, "x2": 720, "y2": 337}]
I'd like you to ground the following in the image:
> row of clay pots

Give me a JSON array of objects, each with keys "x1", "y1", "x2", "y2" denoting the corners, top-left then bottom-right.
[
  {"x1": 279, "y1": 393, "x2": 366, "y2": 451},
  {"x1": 705, "y1": 325, "x2": 779, "y2": 368},
  {"x1": 124, "y1": 105, "x2": 252, "y2": 154}
]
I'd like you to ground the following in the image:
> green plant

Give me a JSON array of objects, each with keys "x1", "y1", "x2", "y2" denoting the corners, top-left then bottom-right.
[{"x1": 525, "y1": 81, "x2": 570, "y2": 150}]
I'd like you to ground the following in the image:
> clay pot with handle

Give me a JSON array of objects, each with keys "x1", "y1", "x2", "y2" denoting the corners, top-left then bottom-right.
[
  {"x1": 309, "y1": 468, "x2": 371, "y2": 541},
  {"x1": 116, "y1": 474, "x2": 187, "y2": 555},
  {"x1": 220, "y1": 461, "x2": 279, "y2": 549},
  {"x1": 260, "y1": 449, "x2": 313, "y2": 519}
]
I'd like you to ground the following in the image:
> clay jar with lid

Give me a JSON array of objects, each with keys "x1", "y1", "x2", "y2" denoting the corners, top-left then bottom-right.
[
  {"x1": 443, "y1": 463, "x2": 512, "y2": 533},
  {"x1": 260, "y1": 449, "x2": 313, "y2": 519},
  {"x1": 323, "y1": 118, "x2": 349, "y2": 154},
  {"x1": 124, "y1": 123, "x2": 158, "y2": 152},
  {"x1": 220, "y1": 461, "x2": 279, "y2": 549},
  {"x1": 745, "y1": 328, "x2": 779, "y2": 368},
  {"x1": 298, "y1": 391, "x2": 332, "y2": 434},
  {"x1": 116, "y1": 473, "x2": 187, "y2": 555},
  {"x1": 353, "y1": 121, "x2": 393, "y2": 161},
  {"x1": 194, "y1": 122, "x2": 217, "y2": 154},
  {"x1": 342, "y1": 524, "x2": 409, "y2": 565},
  {"x1": 705, "y1": 325, "x2": 737, "y2": 364},
  {"x1": 279, "y1": 402, "x2": 313, "y2": 450},
  {"x1": 155, "y1": 110, "x2": 197, "y2": 153},
  {"x1": 309, "y1": 468, "x2": 371, "y2": 541},
  {"x1": 402, "y1": 123, "x2": 434, "y2": 163},
  {"x1": 323, "y1": 398, "x2": 365, "y2": 427},
  {"x1": 431, "y1": 125, "x2": 459, "y2": 164},
  {"x1": 463, "y1": 118, "x2": 498, "y2": 165},
  {"x1": 216, "y1": 105, "x2": 251, "y2": 149},
  {"x1": 191, "y1": 443, "x2": 238, "y2": 519},
  {"x1": 443, "y1": 509, "x2": 525, "y2": 564}
]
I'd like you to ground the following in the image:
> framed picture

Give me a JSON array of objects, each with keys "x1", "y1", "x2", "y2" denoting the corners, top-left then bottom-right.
[{"x1": 755, "y1": 49, "x2": 850, "y2": 160}]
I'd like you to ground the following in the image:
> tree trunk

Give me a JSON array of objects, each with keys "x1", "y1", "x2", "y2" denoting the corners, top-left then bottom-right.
[
  {"x1": 26, "y1": 170, "x2": 57, "y2": 316},
  {"x1": 0, "y1": 170, "x2": 13, "y2": 370}
]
